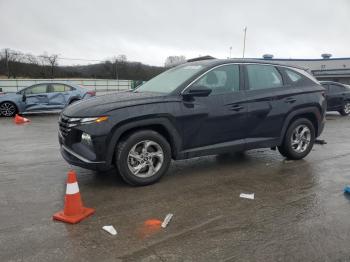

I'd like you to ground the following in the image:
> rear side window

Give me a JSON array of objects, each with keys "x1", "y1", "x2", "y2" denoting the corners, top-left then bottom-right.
[
  {"x1": 65, "y1": 85, "x2": 74, "y2": 91},
  {"x1": 50, "y1": 84, "x2": 66, "y2": 92},
  {"x1": 246, "y1": 65, "x2": 282, "y2": 90},
  {"x1": 329, "y1": 84, "x2": 345, "y2": 93},
  {"x1": 285, "y1": 69, "x2": 303, "y2": 83}
]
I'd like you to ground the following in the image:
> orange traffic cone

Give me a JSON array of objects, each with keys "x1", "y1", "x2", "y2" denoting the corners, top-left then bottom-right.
[
  {"x1": 53, "y1": 170, "x2": 95, "y2": 224},
  {"x1": 14, "y1": 114, "x2": 30, "y2": 124}
]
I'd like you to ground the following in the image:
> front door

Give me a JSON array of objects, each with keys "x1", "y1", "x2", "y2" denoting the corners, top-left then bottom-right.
[
  {"x1": 23, "y1": 84, "x2": 49, "y2": 111},
  {"x1": 180, "y1": 64, "x2": 248, "y2": 150}
]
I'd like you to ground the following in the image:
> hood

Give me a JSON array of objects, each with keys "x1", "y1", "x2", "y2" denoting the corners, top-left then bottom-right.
[
  {"x1": 0, "y1": 92, "x2": 20, "y2": 100},
  {"x1": 63, "y1": 91, "x2": 171, "y2": 117}
]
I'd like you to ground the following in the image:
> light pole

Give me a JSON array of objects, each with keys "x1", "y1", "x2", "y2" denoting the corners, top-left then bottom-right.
[
  {"x1": 229, "y1": 46, "x2": 232, "y2": 58},
  {"x1": 242, "y1": 26, "x2": 247, "y2": 58}
]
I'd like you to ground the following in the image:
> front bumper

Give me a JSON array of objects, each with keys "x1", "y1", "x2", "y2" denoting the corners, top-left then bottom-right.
[
  {"x1": 59, "y1": 133, "x2": 112, "y2": 171},
  {"x1": 60, "y1": 144, "x2": 112, "y2": 171}
]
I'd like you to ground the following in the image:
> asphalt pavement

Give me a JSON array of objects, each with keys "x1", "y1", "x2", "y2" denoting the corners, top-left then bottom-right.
[{"x1": 1, "y1": 113, "x2": 350, "y2": 261}]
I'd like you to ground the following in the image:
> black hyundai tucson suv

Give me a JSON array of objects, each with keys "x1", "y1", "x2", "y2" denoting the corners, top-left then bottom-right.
[{"x1": 59, "y1": 59, "x2": 326, "y2": 186}]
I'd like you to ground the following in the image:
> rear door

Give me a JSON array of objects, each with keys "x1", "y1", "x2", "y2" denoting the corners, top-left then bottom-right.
[
  {"x1": 47, "y1": 84, "x2": 71, "y2": 109},
  {"x1": 23, "y1": 84, "x2": 50, "y2": 111},
  {"x1": 243, "y1": 64, "x2": 300, "y2": 147}
]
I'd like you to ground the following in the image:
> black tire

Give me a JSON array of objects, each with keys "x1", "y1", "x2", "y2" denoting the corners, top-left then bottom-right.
[
  {"x1": 339, "y1": 101, "x2": 350, "y2": 116},
  {"x1": 116, "y1": 130, "x2": 171, "y2": 186},
  {"x1": 69, "y1": 99, "x2": 80, "y2": 105},
  {"x1": 0, "y1": 102, "x2": 18, "y2": 117},
  {"x1": 277, "y1": 118, "x2": 315, "y2": 160},
  {"x1": 277, "y1": 146, "x2": 288, "y2": 157}
]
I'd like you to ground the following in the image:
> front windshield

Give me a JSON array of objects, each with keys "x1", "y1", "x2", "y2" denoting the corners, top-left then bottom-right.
[{"x1": 136, "y1": 64, "x2": 204, "y2": 94}]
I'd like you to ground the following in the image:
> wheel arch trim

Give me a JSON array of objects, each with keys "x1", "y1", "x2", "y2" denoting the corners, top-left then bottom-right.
[
  {"x1": 279, "y1": 106, "x2": 323, "y2": 144},
  {"x1": 105, "y1": 117, "x2": 182, "y2": 165}
]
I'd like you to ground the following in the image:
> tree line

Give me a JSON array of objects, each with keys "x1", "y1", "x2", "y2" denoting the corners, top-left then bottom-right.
[{"x1": 0, "y1": 49, "x2": 167, "y2": 81}]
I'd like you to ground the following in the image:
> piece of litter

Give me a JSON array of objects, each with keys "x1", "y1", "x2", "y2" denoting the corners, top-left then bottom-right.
[
  {"x1": 239, "y1": 193, "x2": 255, "y2": 200},
  {"x1": 102, "y1": 225, "x2": 117, "y2": 235},
  {"x1": 161, "y1": 213, "x2": 173, "y2": 228},
  {"x1": 283, "y1": 159, "x2": 294, "y2": 164}
]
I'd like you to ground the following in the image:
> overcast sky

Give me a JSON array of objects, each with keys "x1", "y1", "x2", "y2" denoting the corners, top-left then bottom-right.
[{"x1": 0, "y1": 0, "x2": 349, "y2": 66}]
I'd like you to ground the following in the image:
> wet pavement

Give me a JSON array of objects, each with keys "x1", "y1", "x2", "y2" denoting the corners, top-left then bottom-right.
[{"x1": 1, "y1": 113, "x2": 350, "y2": 261}]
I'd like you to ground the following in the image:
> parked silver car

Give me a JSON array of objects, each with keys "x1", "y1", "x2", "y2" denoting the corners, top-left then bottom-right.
[{"x1": 0, "y1": 82, "x2": 96, "y2": 117}]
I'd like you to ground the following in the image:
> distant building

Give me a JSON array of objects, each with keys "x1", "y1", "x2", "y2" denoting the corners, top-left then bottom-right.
[{"x1": 260, "y1": 54, "x2": 350, "y2": 84}]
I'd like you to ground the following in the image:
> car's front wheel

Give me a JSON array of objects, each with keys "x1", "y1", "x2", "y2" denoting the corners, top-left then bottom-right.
[
  {"x1": 339, "y1": 101, "x2": 350, "y2": 116},
  {"x1": 278, "y1": 118, "x2": 315, "y2": 160},
  {"x1": 116, "y1": 130, "x2": 171, "y2": 186},
  {"x1": 0, "y1": 102, "x2": 17, "y2": 117}
]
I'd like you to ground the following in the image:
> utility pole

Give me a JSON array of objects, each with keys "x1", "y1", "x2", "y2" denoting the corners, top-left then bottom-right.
[
  {"x1": 229, "y1": 46, "x2": 232, "y2": 58},
  {"x1": 242, "y1": 26, "x2": 247, "y2": 58},
  {"x1": 5, "y1": 49, "x2": 10, "y2": 78},
  {"x1": 115, "y1": 58, "x2": 118, "y2": 80}
]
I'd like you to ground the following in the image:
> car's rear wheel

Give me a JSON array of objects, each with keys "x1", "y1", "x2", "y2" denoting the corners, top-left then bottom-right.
[
  {"x1": 0, "y1": 102, "x2": 17, "y2": 117},
  {"x1": 278, "y1": 118, "x2": 315, "y2": 160},
  {"x1": 116, "y1": 130, "x2": 171, "y2": 186},
  {"x1": 339, "y1": 101, "x2": 350, "y2": 116}
]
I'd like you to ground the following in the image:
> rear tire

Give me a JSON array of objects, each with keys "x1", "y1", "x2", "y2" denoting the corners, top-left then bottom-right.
[
  {"x1": 278, "y1": 118, "x2": 315, "y2": 160},
  {"x1": 115, "y1": 130, "x2": 171, "y2": 186},
  {"x1": 339, "y1": 101, "x2": 350, "y2": 116},
  {"x1": 69, "y1": 99, "x2": 80, "y2": 105},
  {"x1": 0, "y1": 102, "x2": 18, "y2": 117}
]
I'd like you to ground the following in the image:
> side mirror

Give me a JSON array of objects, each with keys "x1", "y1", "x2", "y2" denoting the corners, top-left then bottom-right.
[
  {"x1": 22, "y1": 94, "x2": 26, "y2": 102},
  {"x1": 183, "y1": 87, "x2": 212, "y2": 99}
]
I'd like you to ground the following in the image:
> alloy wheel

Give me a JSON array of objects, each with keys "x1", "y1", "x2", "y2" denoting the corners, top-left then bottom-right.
[
  {"x1": 0, "y1": 102, "x2": 16, "y2": 117},
  {"x1": 290, "y1": 124, "x2": 311, "y2": 153},
  {"x1": 127, "y1": 140, "x2": 164, "y2": 178},
  {"x1": 344, "y1": 102, "x2": 350, "y2": 114}
]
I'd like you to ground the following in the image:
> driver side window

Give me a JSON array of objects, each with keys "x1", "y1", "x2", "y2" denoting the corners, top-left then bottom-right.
[
  {"x1": 191, "y1": 64, "x2": 240, "y2": 95},
  {"x1": 24, "y1": 84, "x2": 48, "y2": 95}
]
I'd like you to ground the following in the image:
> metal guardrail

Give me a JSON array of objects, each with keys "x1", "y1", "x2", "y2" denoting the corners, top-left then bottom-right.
[{"x1": 0, "y1": 79, "x2": 132, "y2": 93}]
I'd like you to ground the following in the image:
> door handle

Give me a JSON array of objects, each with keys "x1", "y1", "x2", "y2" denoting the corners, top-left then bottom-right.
[
  {"x1": 229, "y1": 105, "x2": 244, "y2": 111},
  {"x1": 285, "y1": 98, "x2": 296, "y2": 103}
]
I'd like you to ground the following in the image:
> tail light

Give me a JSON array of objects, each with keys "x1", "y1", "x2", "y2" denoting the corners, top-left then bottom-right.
[{"x1": 87, "y1": 90, "x2": 96, "y2": 96}]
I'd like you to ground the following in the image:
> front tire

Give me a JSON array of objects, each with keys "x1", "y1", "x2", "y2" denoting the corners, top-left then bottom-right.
[
  {"x1": 339, "y1": 101, "x2": 350, "y2": 116},
  {"x1": 0, "y1": 102, "x2": 18, "y2": 117},
  {"x1": 278, "y1": 118, "x2": 315, "y2": 160},
  {"x1": 116, "y1": 130, "x2": 171, "y2": 186}
]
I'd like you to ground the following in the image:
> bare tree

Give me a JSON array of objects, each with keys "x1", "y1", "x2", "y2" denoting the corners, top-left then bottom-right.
[
  {"x1": 38, "y1": 53, "x2": 59, "y2": 78},
  {"x1": 117, "y1": 54, "x2": 127, "y2": 63},
  {"x1": 45, "y1": 54, "x2": 59, "y2": 78},
  {"x1": 164, "y1": 55, "x2": 186, "y2": 67},
  {"x1": 25, "y1": 53, "x2": 39, "y2": 65},
  {"x1": 1, "y1": 49, "x2": 25, "y2": 78}
]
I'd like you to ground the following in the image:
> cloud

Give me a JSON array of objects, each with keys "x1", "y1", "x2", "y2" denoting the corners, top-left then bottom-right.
[{"x1": 0, "y1": 0, "x2": 349, "y2": 66}]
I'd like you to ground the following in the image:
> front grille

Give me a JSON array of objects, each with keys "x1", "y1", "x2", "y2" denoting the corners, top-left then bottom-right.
[{"x1": 59, "y1": 115, "x2": 71, "y2": 137}]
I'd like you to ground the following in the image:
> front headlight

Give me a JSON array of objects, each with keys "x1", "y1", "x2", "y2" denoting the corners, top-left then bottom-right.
[{"x1": 68, "y1": 116, "x2": 108, "y2": 127}]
